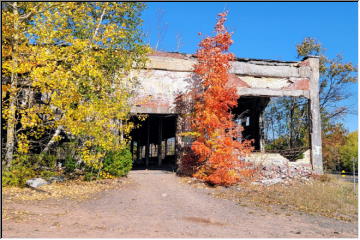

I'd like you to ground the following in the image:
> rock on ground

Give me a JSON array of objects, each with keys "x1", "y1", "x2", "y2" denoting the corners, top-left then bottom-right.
[{"x1": 26, "y1": 178, "x2": 49, "y2": 188}]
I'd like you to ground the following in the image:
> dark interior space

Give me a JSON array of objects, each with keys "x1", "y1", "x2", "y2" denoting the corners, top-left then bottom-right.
[
  {"x1": 232, "y1": 96, "x2": 270, "y2": 151},
  {"x1": 130, "y1": 114, "x2": 177, "y2": 170},
  {"x1": 130, "y1": 97, "x2": 271, "y2": 170}
]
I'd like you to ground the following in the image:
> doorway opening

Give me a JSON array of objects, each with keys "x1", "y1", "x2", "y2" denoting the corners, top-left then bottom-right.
[
  {"x1": 130, "y1": 114, "x2": 177, "y2": 170},
  {"x1": 232, "y1": 96, "x2": 270, "y2": 151}
]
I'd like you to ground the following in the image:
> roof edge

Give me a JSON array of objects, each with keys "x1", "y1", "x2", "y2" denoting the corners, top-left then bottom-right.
[{"x1": 148, "y1": 50, "x2": 301, "y2": 64}]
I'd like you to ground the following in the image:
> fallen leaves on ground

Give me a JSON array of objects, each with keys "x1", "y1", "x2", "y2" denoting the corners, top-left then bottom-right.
[
  {"x1": 2, "y1": 209, "x2": 40, "y2": 222},
  {"x1": 3, "y1": 178, "x2": 129, "y2": 222},
  {"x1": 3, "y1": 178, "x2": 129, "y2": 202}
]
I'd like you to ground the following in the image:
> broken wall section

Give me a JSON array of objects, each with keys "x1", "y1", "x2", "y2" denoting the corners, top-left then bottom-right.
[{"x1": 128, "y1": 52, "x2": 322, "y2": 174}]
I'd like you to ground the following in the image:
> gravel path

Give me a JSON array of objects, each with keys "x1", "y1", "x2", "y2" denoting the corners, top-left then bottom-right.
[{"x1": 3, "y1": 170, "x2": 358, "y2": 238}]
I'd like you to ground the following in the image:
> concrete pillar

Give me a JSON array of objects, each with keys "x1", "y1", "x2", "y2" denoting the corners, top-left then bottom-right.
[
  {"x1": 259, "y1": 97, "x2": 270, "y2": 153},
  {"x1": 175, "y1": 115, "x2": 182, "y2": 170},
  {"x1": 136, "y1": 142, "x2": 140, "y2": 163},
  {"x1": 308, "y1": 57, "x2": 323, "y2": 174},
  {"x1": 145, "y1": 119, "x2": 150, "y2": 168},
  {"x1": 158, "y1": 117, "x2": 163, "y2": 166},
  {"x1": 259, "y1": 111, "x2": 265, "y2": 153}
]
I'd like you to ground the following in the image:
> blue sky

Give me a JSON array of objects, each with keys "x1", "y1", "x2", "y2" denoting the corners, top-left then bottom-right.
[{"x1": 141, "y1": 2, "x2": 358, "y2": 132}]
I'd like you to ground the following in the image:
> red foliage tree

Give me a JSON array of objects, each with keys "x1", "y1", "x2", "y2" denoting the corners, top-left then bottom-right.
[{"x1": 191, "y1": 12, "x2": 254, "y2": 186}]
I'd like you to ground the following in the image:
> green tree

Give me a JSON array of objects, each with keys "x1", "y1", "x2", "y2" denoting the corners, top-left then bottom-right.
[
  {"x1": 296, "y1": 38, "x2": 357, "y2": 124},
  {"x1": 322, "y1": 123, "x2": 347, "y2": 171},
  {"x1": 2, "y1": 2, "x2": 148, "y2": 171},
  {"x1": 340, "y1": 131, "x2": 358, "y2": 173}
]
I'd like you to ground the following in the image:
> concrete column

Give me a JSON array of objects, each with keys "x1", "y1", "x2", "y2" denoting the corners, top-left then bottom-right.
[
  {"x1": 308, "y1": 57, "x2": 323, "y2": 174},
  {"x1": 145, "y1": 119, "x2": 150, "y2": 168},
  {"x1": 158, "y1": 117, "x2": 163, "y2": 166},
  {"x1": 136, "y1": 142, "x2": 140, "y2": 163},
  {"x1": 259, "y1": 111, "x2": 265, "y2": 153},
  {"x1": 259, "y1": 98, "x2": 270, "y2": 153},
  {"x1": 175, "y1": 115, "x2": 182, "y2": 170}
]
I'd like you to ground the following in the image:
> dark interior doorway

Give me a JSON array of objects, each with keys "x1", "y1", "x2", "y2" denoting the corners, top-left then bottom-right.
[
  {"x1": 232, "y1": 96, "x2": 270, "y2": 151},
  {"x1": 130, "y1": 114, "x2": 177, "y2": 170}
]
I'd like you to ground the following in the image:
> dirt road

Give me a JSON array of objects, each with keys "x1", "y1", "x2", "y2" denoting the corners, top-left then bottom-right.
[{"x1": 3, "y1": 170, "x2": 358, "y2": 237}]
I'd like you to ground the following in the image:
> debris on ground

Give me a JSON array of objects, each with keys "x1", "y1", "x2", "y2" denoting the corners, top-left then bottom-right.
[
  {"x1": 245, "y1": 152, "x2": 313, "y2": 185},
  {"x1": 48, "y1": 176, "x2": 66, "y2": 183},
  {"x1": 254, "y1": 163, "x2": 313, "y2": 185},
  {"x1": 26, "y1": 178, "x2": 49, "y2": 188}
]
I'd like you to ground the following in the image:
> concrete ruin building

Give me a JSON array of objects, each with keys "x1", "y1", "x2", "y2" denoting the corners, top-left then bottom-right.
[{"x1": 129, "y1": 51, "x2": 323, "y2": 174}]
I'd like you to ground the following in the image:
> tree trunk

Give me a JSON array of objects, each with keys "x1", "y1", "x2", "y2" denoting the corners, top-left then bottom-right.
[
  {"x1": 119, "y1": 120, "x2": 123, "y2": 143},
  {"x1": 5, "y1": 75, "x2": 18, "y2": 167},
  {"x1": 5, "y1": 3, "x2": 19, "y2": 167},
  {"x1": 42, "y1": 126, "x2": 64, "y2": 153}
]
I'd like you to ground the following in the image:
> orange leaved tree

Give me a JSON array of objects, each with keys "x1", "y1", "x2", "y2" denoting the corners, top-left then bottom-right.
[{"x1": 191, "y1": 12, "x2": 254, "y2": 186}]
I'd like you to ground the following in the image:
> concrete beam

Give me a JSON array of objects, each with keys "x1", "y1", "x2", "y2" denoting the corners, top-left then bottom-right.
[
  {"x1": 146, "y1": 56, "x2": 196, "y2": 72},
  {"x1": 130, "y1": 88, "x2": 310, "y2": 114},
  {"x1": 130, "y1": 105, "x2": 175, "y2": 114},
  {"x1": 230, "y1": 61, "x2": 300, "y2": 78},
  {"x1": 237, "y1": 88, "x2": 310, "y2": 98},
  {"x1": 145, "y1": 55, "x2": 309, "y2": 78}
]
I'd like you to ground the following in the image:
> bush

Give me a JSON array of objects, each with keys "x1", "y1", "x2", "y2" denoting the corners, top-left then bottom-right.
[
  {"x1": 39, "y1": 170, "x2": 58, "y2": 179},
  {"x1": 33, "y1": 153, "x2": 57, "y2": 170},
  {"x1": 2, "y1": 155, "x2": 36, "y2": 187},
  {"x1": 2, "y1": 144, "x2": 132, "y2": 186},
  {"x1": 84, "y1": 172, "x2": 97, "y2": 181},
  {"x1": 64, "y1": 155, "x2": 78, "y2": 173},
  {"x1": 2, "y1": 154, "x2": 58, "y2": 187},
  {"x1": 102, "y1": 148, "x2": 132, "y2": 177},
  {"x1": 177, "y1": 146, "x2": 199, "y2": 176},
  {"x1": 2, "y1": 165, "x2": 36, "y2": 187}
]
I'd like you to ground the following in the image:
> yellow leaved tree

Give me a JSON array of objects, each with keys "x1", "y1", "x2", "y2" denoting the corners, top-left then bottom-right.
[{"x1": 2, "y1": 2, "x2": 148, "y2": 171}]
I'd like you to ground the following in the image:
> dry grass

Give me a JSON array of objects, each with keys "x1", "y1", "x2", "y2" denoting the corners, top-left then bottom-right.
[
  {"x1": 212, "y1": 175, "x2": 358, "y2": 222},
  {"x1": 2, "y1": 178, "x2": 128, "y2": 202}
]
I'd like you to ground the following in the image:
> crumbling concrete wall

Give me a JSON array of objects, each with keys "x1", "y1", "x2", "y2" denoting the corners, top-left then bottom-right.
[
  {"x1": 130, "y1": 52, "x2": 314, "y2": 114},
  {"x1": 129, "y1": 51, "x2": 323, "y2": 174}
]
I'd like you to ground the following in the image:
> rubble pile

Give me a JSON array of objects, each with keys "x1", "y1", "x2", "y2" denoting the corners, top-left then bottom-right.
[
  {"x1": 245, "y1": 151, "x2": 313, "y2": 186},
  {"x1": 256, "y1": 162, "x2": 313, "y2": 186}
]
